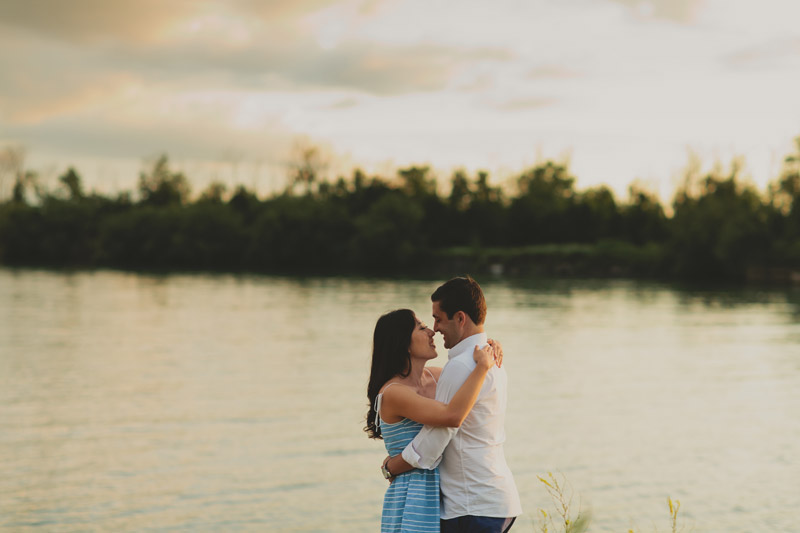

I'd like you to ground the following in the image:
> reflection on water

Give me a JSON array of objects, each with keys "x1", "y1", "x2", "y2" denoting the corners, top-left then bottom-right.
[{"x1": 1, "y1": 269, "x2": 799, "y2": 532}]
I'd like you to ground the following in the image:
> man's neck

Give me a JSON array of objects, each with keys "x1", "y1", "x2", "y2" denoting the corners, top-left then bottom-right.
[
  {"x1": 455, "y1": 324, "x2": 483, "y2": 345},
  {"x1": 448, "y1": 327, "x2": 487, "y2": 359}
]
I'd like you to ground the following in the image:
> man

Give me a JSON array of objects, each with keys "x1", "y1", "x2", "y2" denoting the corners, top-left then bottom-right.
[{"x1": 383, "y1": 276, "x2": 522, "y2": 532}]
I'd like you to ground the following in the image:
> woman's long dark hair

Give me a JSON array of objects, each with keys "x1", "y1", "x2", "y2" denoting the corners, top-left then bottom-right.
[{"x1": 364, "y1": 309, "x2": 415, "y2": 439}]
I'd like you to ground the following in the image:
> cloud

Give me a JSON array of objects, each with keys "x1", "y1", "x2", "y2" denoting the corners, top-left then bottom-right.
[
  {"x1": 0, "y1": 79, "x2": 128, "y2": 125},
  {"x1": 0, "y1": 0, "x2": 513, "y2": 168},
  {"x1": 494, "y1": 97, "x2": 558, "y2": 111},
  {"x1": 234, "y1": 0, "x2": 341, "y2": 22},
  {"x1": 321, "y1": 98, "x2": 360, "y2": 110},
  {"x1": 286, "y1": 43, "x2": 508, "y2": 95},
  {"x1": 0, "y1": 0, "x2": 199, "y2": 44},
  {"x1": 0, "y1": 0, "x2": 509, "y2": 103},
  {"x1": 4, "y1": 0, "x2": 796, "y2": 199},
  {"x1": 3, "y1": 100, "x2": 294, "y2": 163},
  {"x1": 724, "y1": 38, "x2": 800, "y2": 70},
  {"x1": 0, "y1": 0, "x2": 339, "y2": 45},
  {"x1": 606, "y1": 0, "x2": 706, "y2": 22},
  {"x1": 96, "y1": 37, "x2": 505, "y2": 95},
  {"x1": 0, "y1": 28, "x2": 134, "y2": 125},
  {"x1": 526, "y1": 66, "x2": 582, "y2": 80}
]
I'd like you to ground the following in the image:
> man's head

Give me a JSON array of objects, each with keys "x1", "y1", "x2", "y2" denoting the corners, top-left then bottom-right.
[{"x1": 430, "y1": 276, "x2": 486, "y2": 349}]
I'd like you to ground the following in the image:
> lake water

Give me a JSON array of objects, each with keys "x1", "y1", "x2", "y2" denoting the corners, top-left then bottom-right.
[{"x1": 1, "y1": 269, "x2": 798, "y2": 532}]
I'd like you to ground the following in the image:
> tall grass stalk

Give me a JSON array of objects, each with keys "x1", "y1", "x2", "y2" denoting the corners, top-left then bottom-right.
[
  {"x1": 536, "y1": 472, "x2": 589, "y2": 533},
  {"x1": 668, "y1": 497, "x2": 682, "y2": 533},
  {"x1": 535, "y1": 473, "x2": 687, "y2": 533}
]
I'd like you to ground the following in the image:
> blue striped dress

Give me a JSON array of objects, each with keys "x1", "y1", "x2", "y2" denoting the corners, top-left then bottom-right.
[{"x1": 376, "y1": 388, "x2": 440, "y2": 533}]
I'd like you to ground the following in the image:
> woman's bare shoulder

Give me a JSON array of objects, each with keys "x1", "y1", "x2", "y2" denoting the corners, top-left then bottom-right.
[{"x1": 379, "y1": 379, "x2": 411, "y2": 395}]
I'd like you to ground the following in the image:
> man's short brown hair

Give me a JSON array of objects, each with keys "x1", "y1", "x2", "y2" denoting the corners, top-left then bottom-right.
[{"x1": 431, "y1": 276, "x2": 486, "y2": 325}]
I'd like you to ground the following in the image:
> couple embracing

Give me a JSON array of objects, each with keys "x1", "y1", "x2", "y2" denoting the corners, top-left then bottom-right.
[{"x1": 365, "y1": 277, "x2": 522, "y2": 533}]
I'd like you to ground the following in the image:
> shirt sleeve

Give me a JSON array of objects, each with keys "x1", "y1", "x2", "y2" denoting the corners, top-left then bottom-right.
[{"x1": 400, "y1": 358, "x2": 474, "y2": 469}]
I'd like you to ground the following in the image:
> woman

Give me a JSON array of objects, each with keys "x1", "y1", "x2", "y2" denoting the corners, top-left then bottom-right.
[{"x1": 365, "y1": 309, "x2": 499, "y2": 533}]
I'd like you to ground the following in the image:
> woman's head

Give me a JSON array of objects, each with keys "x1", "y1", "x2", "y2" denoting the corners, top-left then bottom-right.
[{"x1": 364, "y1": 308, "x2": 418, "y2": 439}]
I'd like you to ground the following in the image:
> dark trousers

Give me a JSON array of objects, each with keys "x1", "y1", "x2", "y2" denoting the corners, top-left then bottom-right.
[{"x1": 440, "y1": 515, "x2": 516, "y2": 533}]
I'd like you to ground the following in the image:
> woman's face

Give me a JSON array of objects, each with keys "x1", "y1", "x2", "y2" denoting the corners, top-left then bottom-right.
[{"x1": 408, "y1": 316, "x2": 437, "y2": 361}]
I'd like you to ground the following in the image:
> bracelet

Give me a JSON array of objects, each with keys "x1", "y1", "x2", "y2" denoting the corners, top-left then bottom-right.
[{"x1": 381, "y1": 458, "x2": 393, "y2": 479}]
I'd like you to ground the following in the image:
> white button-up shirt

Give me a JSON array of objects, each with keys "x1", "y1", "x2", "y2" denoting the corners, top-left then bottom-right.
[{"x1": 401, "y1": 332, "x2": 522, "y2": 520}]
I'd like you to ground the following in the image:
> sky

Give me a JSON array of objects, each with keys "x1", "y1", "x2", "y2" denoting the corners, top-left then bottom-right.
[{"x1": 2, "y1": 0, "x2": 800, "y2": 202}]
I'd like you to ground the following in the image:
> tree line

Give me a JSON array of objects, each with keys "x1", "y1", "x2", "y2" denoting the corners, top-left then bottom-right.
[{"x1": 2, "y1": 137, "x2": 800, "y2": 282}]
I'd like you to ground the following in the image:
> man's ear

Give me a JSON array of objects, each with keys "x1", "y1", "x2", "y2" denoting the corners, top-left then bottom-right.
[{"x1": 455, "y1": 310, "x2": 466, "y2": 326}]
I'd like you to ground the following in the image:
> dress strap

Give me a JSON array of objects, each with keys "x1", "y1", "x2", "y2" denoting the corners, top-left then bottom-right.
[
  {"x1": 375, "y1": 382, "x2": 401, "y2": 428},
  {"x1": 424, "y1": 367, "x2": 438, "y2": 385}
]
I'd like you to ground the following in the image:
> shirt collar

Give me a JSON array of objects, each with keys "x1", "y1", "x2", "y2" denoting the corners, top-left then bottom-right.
[{"x1": 448, "y1": 332, "x2": 488, "y2": 360}]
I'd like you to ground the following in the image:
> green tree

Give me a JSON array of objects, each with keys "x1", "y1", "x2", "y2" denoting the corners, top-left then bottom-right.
[
  {"x1": 769, "y1": 137, "x2": 800, "y2": 234},
  {"x1": 248, "y1": 195, "x2": 353, "y2": 272},
  {"x1": 173, "y1": 203, "x2": 248, "y2": 270},
  {"x1": 449, "y1": 170, "x2": 471, "y2": 211},
  {"x1": 464, "y1": 171, "x2": 507, "y2": 247},
  {"x1": 474, "y1": 171, "x2": 501, "y2": 204},
  {"x1": 621, "y1": 184, "x2": 668, "y2": 245},
  {"x1": 766, "y1": 137, "x2": 800, "y2": 266},
  {"x1": 769, "y1": 136, "x2": 800, "y2": 214},
  {"x1": 0, "y1": 145, "x2": 26, "y2": 203},
  {"x1": 11, "y1": 177, "x2": 26, "y2": 204},
  {"x1": 345, "y1": 169, "x2": 393, "y2": 216},
  {"x1": 572, "y1": 185, "x2": 620, "y2": 242},
  {"x1": 351, "y1": 192, "x2": 426, "y2": 271},
  {"x1": 59, "y1": 167, "x2": 84, "y2": 201},
  {"x1": 287, "y1": 142, "x2": 328, "y2": 196},
  {"x1": 398, "y1": 166, "x2": 437, "y2": 199},
  {"x1": 198, "y1": 181, "x2": 228, "y2": 204},
  {"x1": 228, "y1": 185, "x2": 261, "y2": 224},
  {"x1": 509, "y1": 161, "x2": 577, "y2": 244},
  {"x1": 138, "y1": 155, "x2": 191, "y2": 206},
  {"x1": 11, "y1": 171, "x2": 39, "y2": 205},
  {"x1": 669, "y1": 165, "x2": 771, "y2": 280}
]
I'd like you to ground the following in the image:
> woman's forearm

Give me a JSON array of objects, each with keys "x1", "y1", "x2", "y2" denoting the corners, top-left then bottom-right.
[{"x1": 443, "y1": 361, "x2": 491, "y2": 426}]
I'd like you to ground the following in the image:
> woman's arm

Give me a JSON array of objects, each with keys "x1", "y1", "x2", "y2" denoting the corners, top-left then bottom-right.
[
  {"x1": 487, "y1": 338, "x2": 503, "y2": 367},
  {"x1": 381, "y1": 345, "x2": 494, "y2": 428}
]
